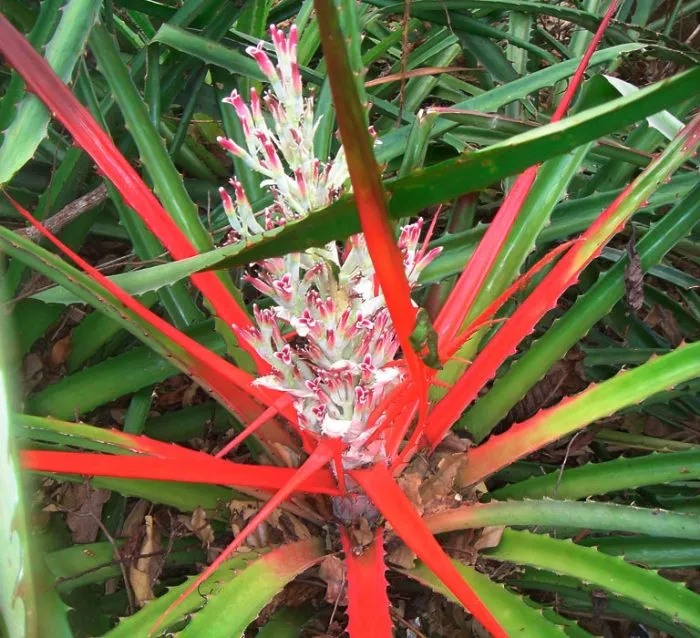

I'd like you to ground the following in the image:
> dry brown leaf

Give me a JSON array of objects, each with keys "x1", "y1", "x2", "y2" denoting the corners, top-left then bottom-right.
[
  {"x1": 182, "y1": 382, "x2": 199, "y2": 406},
  {"x1": 129, "y1": 515, "x2": 162, "y2": 607},
  {"x1": 120, "y1": 500, "x2": 150, "y2": 538},
  {"x1": 282, "y1": 512, "x2": 312, "y2": 541},
  {"x1": 270, "y1": 442, "x2": 302, "y2": 468},
  {"x1": 625, "y1": 232, "x2": 644, "y2": 312},
  {"x1": 420, "y1": 454, "x2": 466, "y2": 513},
  {"x1": 62, "y1": 484, "x2": 111, "y2": 543},
  {"x1": 387, "y1": 542, "x2": 416, "y2": 569},
  {"x1": 349, "y1": 517, "x2": 374, "y2": 550},
  {"x1": 398, "y1": 472, "x2": 424, "y2": 515},
  {"x1": 178, "y1": 506, "x2": 215, "y2": 546},
  {"x1": 318, "y1": 555, "x2": 346, "y2": 604},
  {"x1": 50, "y1": 335, "x2": 72, "y2": 367},
  {"x1": 474, "y1": 526, "x2": 505, "y2": 551}
]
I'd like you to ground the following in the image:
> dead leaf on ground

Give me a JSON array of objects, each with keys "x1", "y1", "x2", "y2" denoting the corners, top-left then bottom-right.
[
  {"x1": 281, "y1": 512, "x2": 312, "y2": 541},
  {"x1": 625, "y1": 232, "x2": 644, "y2": 312},
  {"x1": 474, "y1": 525, "x2": 505, "y2": 551},
  {"x1": 129, "y1": 515, "x2": 162, "y2": 607},
  {"x1": 178, "y1": 506, "x2": 215, "y2": 546},
  {"x1": 50, "y1": 335, "x2": 72, "y2": 367},
  {"x1": 120, "y1": 500, "x2": 151, "y2": 538},
  {"x1": 645, "y1": 305, "x2": 684, "y2": 346},
  {"x1": 398, "y1": 472, "x2": 424, "y2": 515},
  {"x1": 23, "y1": 353, "x2": 44, "y2": 392},
  {"x1": 387, "y1": 541, "x2": 416, "y2": 569},
  {"x1": 318, "y1": 555, "x2": 346, "y2": 604},
  {"x1": 420, "y1": 453, "x2": 467, "y2": 514},
  {"x1": 61, "y1": 484, "x2": 111, "y2": 543},
  {"x1": 348, "y1": 517, "x2": 374, "y2": 550}
]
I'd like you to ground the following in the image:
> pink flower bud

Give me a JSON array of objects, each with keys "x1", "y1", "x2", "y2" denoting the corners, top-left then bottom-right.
[
  {"x1": 291, "y1": 60, "x2": 302, "y2": 95},
  {"x1": 218, "y1": 186, "x2": 235, "y2": 217},
  {"x1": 230, "y1": 179, "x2": 249, "y2": 208},
  {"x1": 295, "y1": 169, "x2": 307, "y2": 199},
  {"x1": 247, "y1": 43, "x2": 277, "y2": 80},
  {"x1": 270, "y1": 24, "x2": 287, "y2": 57},
  {"x1": 217, "y1": 136, "x2": 246, "y2": 157},
  {"x1": 289, "y1": 24, "x2": 298, "y2": 52}
]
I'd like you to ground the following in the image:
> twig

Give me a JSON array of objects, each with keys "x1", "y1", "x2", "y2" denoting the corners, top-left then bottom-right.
[{"x1": 18, "y1": 184, "x2": 108, "y2": 242}]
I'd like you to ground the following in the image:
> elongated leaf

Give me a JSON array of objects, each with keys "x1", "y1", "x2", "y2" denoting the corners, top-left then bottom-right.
[
  {"x1": 578, "y1": 536, "x2": 700, "y2": 568},
  {"x1": 193, "y1": 67, "x2": 700, "y2": 273},
  {"x1": 0, "y1": 0, "x2": 102, "y2": 183},
  {"x1": 403, "y1": 561, "x2": 580, "y2": 637},
  {"x1": 424, "y1": 500, "x2": 700, "y2": 540},
  {"x1": 0, "y1": 206, "x2": 297, "y2": 453},
  {"x1": 314, "y1": 0, "x2": 427, "y2": 406},
  {"x1": 512, "y1": 569, "x2": 696, "y2": 638},
  {"x1": 0, "y1": 309, "x2": 35, "y2": 637},
  {"x1": 492, "y1": 450, "x2": 700, "y2": 501},
  {"x1": 0, "y1": 305, "x2": 72, "y2": 638},
  {"x1": 460, "y1": 341, "x2": 700, "y2": 484},
  {"x1": 604, "y1": 75, "x2": 684, "y2": 140},
  {"x1": 465, "y1": 173, "x2": 700, "y2": 440},
  {"x1": 105, "y1": 540, "x2": 325, "y2": 637},
  {"x1": 351, "y1": 465, "x2": 507, "y2": 637},
  {"x1": 342, "y1": 527, "x2": 393, "y2": 637},
  {"x1": 177, "y1": 540, "x2": 325, "y2": 638},
  {"x1": 150, "y1": 442, "x2": 336, "y2": 634},
  {"x1": 423, "y1": 114, "x2": 700, "y2": 447},
  {"x1": 485, "y1": 530, "x2": 700, "y2": 631},
  {"x1": 21, "y1": 449, "x2": 339, "y2": 495},
  {"x1": 0, "y1": 15, "x2": 256, "y2": 342}
]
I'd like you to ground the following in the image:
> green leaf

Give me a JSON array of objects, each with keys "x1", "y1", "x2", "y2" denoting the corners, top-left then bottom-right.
[
  {"x1": 105, "y1": 540, "x2": 325, "y2": 637},
  {"x1": 603, "y1": 75, "x2": 684, "y2": 140},
  {"x1": 578, "y1": 536, "x2": 700, "y2": 568},
  {"x1": 0, "y1": 301, "x2": 72, "y2": 637},
  {"x1": 28, "y1": 65, "x2": 699, "y2": 300},
  {"x1": 485, "y1": 530, "x2": 700, "y2": 631},
  {"x1": 424, "y1": 499, "x2": 700, "y2": 540},
  {"x1": 493, "y1": 450, "x2": 700, "y2": 501},
  {"x1": 402, "y1": 560, "x2": 583, "y2": 637},
  {"x1": 0, "y1": 0, "x2": 102, "y2": 183}
]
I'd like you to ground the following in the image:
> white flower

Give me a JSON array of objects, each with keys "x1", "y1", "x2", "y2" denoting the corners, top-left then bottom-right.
[{"x1": 221, "y1": 25, "x2": 441, "y2": 466}]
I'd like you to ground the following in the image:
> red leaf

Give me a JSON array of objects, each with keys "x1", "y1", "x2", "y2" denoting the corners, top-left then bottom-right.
[
  {"x1": 20, "y1": 450, "x2": 339, "y2": 494},
  {"x1": 0, "y1": 15, "x2": 261, "y2": 362},
  {"x1": 149, "y1": 440, "x2": 337, "y2": 635},
  {"x1": 341, "y1": 526, "x2": 393, "y2": 638},
  {"x1": 313, "y1": 0, "x2": 429, "y2": 416},
  {"x1": 350, "y1": 465, "x2": 506, "y2": 637}
]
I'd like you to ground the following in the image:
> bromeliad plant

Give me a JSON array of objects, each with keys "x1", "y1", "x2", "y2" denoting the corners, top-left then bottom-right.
[{"x1": 2, "y1": 0, "x2": 700, "y2": 636}]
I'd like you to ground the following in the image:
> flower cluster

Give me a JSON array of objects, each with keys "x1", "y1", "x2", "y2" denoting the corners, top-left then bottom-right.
[{"x1": 219, "y1": 25, "x2": 440, "y2": 467}]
